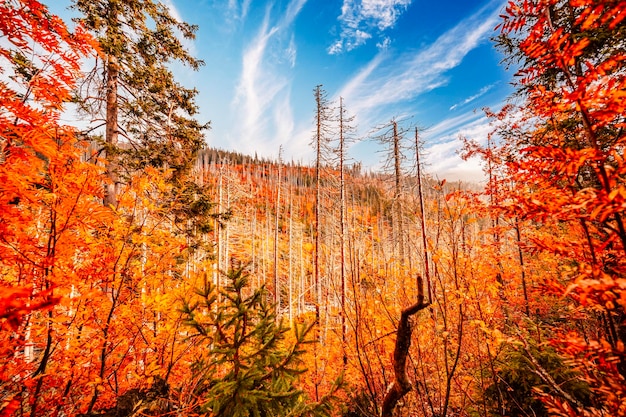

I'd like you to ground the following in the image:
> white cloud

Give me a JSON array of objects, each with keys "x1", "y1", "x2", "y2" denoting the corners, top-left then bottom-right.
[
  {"x1": 231, "y1": 0, "x2": 306, "y2": 158},
  {"x1": 282, "y1": 0, "x2": 308, "y2": 27},
  {"x1": 420, "y1": 101, "x2": 522, "y2": 183},
  {"x1": 423, "y1": 113, "x2": 493, "y2": 182},
  {"x1": 425, "y1": 109, "x2": 485, "y2": 140},
  {"x1": 274, "y1": 91, "x2": 295, "y2": 147},
  {"x1": 336, "y1": 51, "x2": 385, "y2": 106},
  {"x1": 424, "y1": 141, "x2": 486, "y2": 182},
  {"x1": 328, "y1": 40, "x2": 343, "y2": 55},
  {"x1": 227, "y1": 0, "x2": 252, "y2": 21},
  {"x1": 329, "y1": 0, "x2": 412, "y2": 54},
  {"x1": 234, "y1": 14, "x2": 277, "y2": 129},
  {"x1": 376, "y1": 36, "x2": 391, "y2": 50},
  {"x1": 350, "y1": 29, "x2": 373, "y2": 50},
  {"x1": 336, "y1": 1, "x2": 501, "y2": 123},
  {"x1": 362, "y1": 0, "x2": 412, "y2": 30},
  {"x1": 449, "y1": 83, "x2": 496, "y2": 111},
  {"x1": 286, "y1": 34, "x2": 297, "y2": 68}
]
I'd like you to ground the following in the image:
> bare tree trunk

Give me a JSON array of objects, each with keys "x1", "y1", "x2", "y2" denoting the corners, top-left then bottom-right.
[
  {"x1": 274, "y1": 148, "x2": 282, "y2": 308},
  {"x1": 338, "y1": 97, "x2": 348, "y2": 366},
  {"x1": 314, "y1": 86, "x2": 323, "y2": 326},
  {"x1": 215, "y1": 165, "x2": 223, "y2": 299},
  {"x1": 415, "y1": 128, "x2": 432, "y2": 301},
  {"x1": 288, "y1": 179, "x2": 294, "y2": 325},
  {"x1": 392, "y1": 121, "x2": 405, "y2": 265},
  {"x1": 381, "y1": 275, "x2": 430, "y2": 417}
]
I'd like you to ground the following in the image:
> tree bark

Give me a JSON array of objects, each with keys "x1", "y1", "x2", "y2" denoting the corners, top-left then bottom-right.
[
  {"x1": 338, "y1": 97, "x2": 348, "y2": 366},
  {"x1": 392, "y1": 121, "x2": 405, "y2": 265},
  {"x1": 274, "y1": 148, "x2": 282, "y2": 308},
  {"x1": 414, "y1": 128, "x2": 431, "y2": 301},
  {"x1": 103, "y1": 56, "x2": 119, "y2": 207},
  {"x1": 103, "y1": 1, "x2": 120, "y2": 207},
  {"x1": 314, "y1": 86, "x2": 323, "y2": 327},
  {"x1": 381, "y1": 275, "x2": 429, "y2": 417}
]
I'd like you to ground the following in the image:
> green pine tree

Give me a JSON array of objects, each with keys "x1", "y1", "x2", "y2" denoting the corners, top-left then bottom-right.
[
  {"x1": 73, "y1": 0, "x2": 208, "y2": 206},
  {"x1": 182, "y1": 267, "x2": 339, "y2": 417},
  {"x1": 74, "y1": 0, "x2": 222, "y2": 244}
]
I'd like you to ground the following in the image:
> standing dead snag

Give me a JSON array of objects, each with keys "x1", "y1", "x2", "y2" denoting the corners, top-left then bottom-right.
[{"x1": 381, "y1": 275, "x2": 429, "y2": 417}]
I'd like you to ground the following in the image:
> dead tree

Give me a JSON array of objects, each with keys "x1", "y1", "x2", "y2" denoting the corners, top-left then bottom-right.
[{"x1": 381, "y1": 275, "x2": 430, "y2": 417}]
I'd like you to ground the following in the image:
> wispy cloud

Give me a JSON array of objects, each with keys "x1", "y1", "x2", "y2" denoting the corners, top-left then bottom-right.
[
  {"x1": 336, "y1": 1, "x2": 502, "y2": 123},
  {"x1": 234, "y1": 12, "x2": 281, "y2": 131},
  {"x1": 231, "y1": 0, "x2": 307, "y2": 157},
  {"x1": 338, "y1": 51, "x2": 386, "y2": 103},
  {"x1": 376, "y1": 36, "x2": 391, "y2": 50},
  {"x1": 422, "y1": 111, "x2": 493, "y2": 181},
  {"x1": 424, "y1": 109, "x2": 485, "y2": 141},
  {"x1": 274, "y1": 89, "x2": 295, "y2": 147},
  {"x1": 286, "y1": 34, "x2": 297, "y2": 68},
  {"x1": 421, "y1": 97, "x2": 521, "y2": 182},
  {"x1": 449, "y1": 83, "x2": 496, "y2": 111},
  {"x1": 227, "y1": 0, "x2": 252, "y2": 21},
  {"x1": 282, "y1": 0, "x2": 307, "y2": 27},
  {"x1": 329, "y1": 0, "x2": 412, "y2": 54}
]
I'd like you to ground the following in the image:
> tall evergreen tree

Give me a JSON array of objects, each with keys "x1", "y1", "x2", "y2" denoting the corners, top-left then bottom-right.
[{"x1": 73, "y1": 0, "x2": 208, "y2": 206}]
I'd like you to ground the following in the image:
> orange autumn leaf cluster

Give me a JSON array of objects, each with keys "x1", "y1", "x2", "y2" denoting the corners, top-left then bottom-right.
[
  {"x1": 6, "y1": 1, "x2": 626, "y2": 416},
  {"x1": 0, "y1": 1, "x2": 105, "y2": 414},
  {"x1": 0, "y1": 2, "x2": 199, "y2": 415},
  {"x1": 0, "y1": 0, "x2": 97, "y2": 330},
  {"x1": 475, "y1": 0, "x2": 626, "y2": 415}
]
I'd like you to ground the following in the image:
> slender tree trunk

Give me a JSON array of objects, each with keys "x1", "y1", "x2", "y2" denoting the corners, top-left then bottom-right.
[
  {"x1": 30, "y1": 203, "x2": 59, "y2": 416},
  {"x1": 215, "y1": 165, "x2": 223, "y2": 300},
  {"x1": 288, "y1": 179, "x2": 293, "y2": 325},
  {"x1": 274, "y1": 149, "x2": 282, "y2": 308},
  {"x1": 415, "y1": 128, "x2": 432, "y2": 301},
  {"x1": 314, "y1": 89, "x2": 322, "y2": 326},
  {"x1": 338, "y1": 97, "x2": 348, "y2": 366},
  {"x1": 103, "y1": 3, "x2": 120, "y2": 207},
  {"x1": 392, "y1": 122, "x2": 405, "y2": 267},
  {"x1": 514, "y1": 218, "x2": 530, "y2": 316},
  {"x1": 224, "y1": 170, "x2": 230, "y2": 271}
]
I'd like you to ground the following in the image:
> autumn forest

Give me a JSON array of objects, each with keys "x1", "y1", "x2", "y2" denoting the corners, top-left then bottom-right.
[{"x1": 1, "y1": 0, "x2": 626, "y2": 416}]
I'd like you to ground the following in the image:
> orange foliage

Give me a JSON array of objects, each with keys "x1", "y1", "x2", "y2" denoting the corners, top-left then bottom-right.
[
  {"x1": 481, "y1": 0, "x2": 626, "y2": 414},
  {"x1": 0, "y1": 1, "x2": 107, "y2": 414}
]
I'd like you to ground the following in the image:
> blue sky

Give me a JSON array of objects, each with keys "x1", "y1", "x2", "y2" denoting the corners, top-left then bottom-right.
[{"x1": 50, "y1": 0, "x2": 514, "y2": 181}]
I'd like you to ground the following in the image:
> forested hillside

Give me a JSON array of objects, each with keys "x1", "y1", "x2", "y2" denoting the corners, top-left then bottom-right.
[{"x1": 1, "y1": 1, "x2": 626, "y2": 416}]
